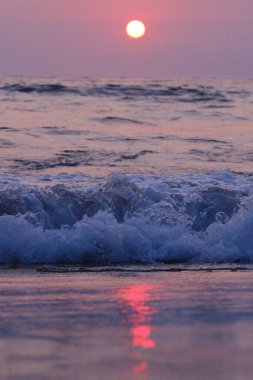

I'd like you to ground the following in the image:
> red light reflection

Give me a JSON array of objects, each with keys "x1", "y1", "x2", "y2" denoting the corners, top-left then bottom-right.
[
  {"x1": 116, "y1": 283, "x2": 158, "y2": 376},
  {"x1": 133, "y1": 360, "x2": 148, "y2": 375},
  {"x1": 131, "y1": 325, "x2": 156, "y2": 349}
]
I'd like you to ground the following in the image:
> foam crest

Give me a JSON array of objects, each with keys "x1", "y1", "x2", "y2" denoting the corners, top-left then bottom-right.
[{"x1": 0, "y1": 172, "x2": 252, "y2": 264}]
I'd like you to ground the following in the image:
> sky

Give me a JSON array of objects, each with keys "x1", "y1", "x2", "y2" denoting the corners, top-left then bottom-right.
[{"x1": 0, "y1": 0, "x2": 252, "y2": 78}]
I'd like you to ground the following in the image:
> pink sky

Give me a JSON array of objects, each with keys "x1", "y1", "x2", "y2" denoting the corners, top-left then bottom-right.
[{"x1": 0, "y1": 0, "x2": 252, "y2": 77}]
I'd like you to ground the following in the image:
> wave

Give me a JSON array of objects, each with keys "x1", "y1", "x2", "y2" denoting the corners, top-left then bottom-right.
[
  {"x1": 2, "y1": 83, "x2": 79, "y2": 95},
  {"x1": 86, "y1": 83, "x2": 231, "y2": 102},
  {"x1": 1, "y1": 81, "x2": 232, "y2": 103},
  {"x1": 0, "y1": 172, "x2": 252, "y2": 265},
  {"x1": 93, "y1": 116, "x2": 145, "y2": 124},
  {"x1": 12, "y1": 149, "x2": 155, "y2": 171}
]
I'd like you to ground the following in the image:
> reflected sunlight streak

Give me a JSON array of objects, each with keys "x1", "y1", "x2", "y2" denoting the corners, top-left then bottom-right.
[{"x1": 116, "y1": 283, "x2": 159, "y2": 377}]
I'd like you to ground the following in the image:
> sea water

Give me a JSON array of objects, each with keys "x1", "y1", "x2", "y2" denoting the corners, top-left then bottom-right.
[
  {"x1": 1, "y1": 268, "x2": 253, "y2": 380},
  {"x1": 1, "y1": 78, "x2": 253, "y2": 380},
  {"x1": 0, "y1": 77, "x2": 253, "y2": 264}
]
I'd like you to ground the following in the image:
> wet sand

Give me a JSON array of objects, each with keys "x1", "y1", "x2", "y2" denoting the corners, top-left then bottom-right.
[{"x1": 1, "y1": 267, "x2": 253, "y2": 380}]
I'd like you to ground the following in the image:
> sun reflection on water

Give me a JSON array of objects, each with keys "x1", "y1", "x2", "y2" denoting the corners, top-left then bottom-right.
[{"x1": 116, "y1": 283, "x2": 159, "y2": 377}]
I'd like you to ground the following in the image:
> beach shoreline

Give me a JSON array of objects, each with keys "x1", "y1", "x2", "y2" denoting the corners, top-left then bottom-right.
[{"x1": 1, "y1": 267, "x2": 253, "y2": 380}]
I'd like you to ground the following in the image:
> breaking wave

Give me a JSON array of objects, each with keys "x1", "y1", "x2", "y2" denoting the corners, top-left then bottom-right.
[{"x1": 0, "y1": 172, "x2": 252, "y2": 265}]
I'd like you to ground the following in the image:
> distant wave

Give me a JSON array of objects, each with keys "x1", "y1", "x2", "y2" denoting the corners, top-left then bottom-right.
[
  {"x1": 0, "y1": 172, "x2": 252, "y2": 265},
  {"x1": 1, "y1": 81, "x2": 232, "y2": 103},
  {"x1": 93, "y1": 116, "x2": 146, "y2": 124},
  {"x1": 2, "y1": 83, "x2": 79, "y2": 95},
  {"x1": 86, "y1": 83, "x2": 231, "y2": 102},
  {"x1": 12, "y1": 148, "x2": 155, "y2": 171}
]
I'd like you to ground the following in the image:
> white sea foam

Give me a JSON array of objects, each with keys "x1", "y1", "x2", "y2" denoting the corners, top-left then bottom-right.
[{"x1": 0, "y1": 172, "x2": 252, "y2": 264}]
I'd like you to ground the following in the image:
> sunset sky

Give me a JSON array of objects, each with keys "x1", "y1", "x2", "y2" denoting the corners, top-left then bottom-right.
[{"x1": 0, "y1": 0, "x2": 252, "y2": 77}]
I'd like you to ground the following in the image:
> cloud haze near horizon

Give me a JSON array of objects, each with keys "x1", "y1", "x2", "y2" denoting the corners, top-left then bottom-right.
[{"x1": 0, "y1": 0, "x2": 252, "y2": 78}]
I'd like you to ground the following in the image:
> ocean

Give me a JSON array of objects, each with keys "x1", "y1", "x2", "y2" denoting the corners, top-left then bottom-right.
[
  {"x1": 1, "y1": 77, "x2": 253, "y2": 380},
  {"x1": 2, "y1": 268, "x2": 253, "y2": 380},
  {"x1": 0, "y1": 77, "x2": 252, "y2": 265}
]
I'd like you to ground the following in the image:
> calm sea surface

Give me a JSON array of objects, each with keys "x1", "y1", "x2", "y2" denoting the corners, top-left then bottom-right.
[
  {"x1": 1, "y1": 268, "x2": 253, "y2": 380},
  {"x1": 1, "y1": 77, "x2": 253, "y2": 177}
]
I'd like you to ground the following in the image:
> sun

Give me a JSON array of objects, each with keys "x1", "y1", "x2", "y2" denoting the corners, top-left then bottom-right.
[{"x1": 126, "y1": 20, "x2": 146, "y2": 39}]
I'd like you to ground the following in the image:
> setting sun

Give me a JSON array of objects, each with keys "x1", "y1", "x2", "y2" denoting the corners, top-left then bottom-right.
[{"x1": 126, "y1": 20, "x2": 146, "y2": 39}]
